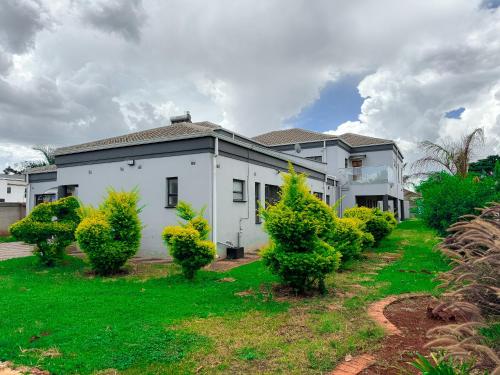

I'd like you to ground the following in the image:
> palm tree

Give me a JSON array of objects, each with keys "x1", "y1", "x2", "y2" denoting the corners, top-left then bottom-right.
[
  {"x1": 412, "y1": 128, "x2": 484, "y2": 178},
  {"x1": 32, "y1": 145, "x2": 56, "y2": 165}
]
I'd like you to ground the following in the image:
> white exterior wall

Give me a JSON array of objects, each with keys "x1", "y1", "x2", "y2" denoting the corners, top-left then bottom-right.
[
  {"x1": 282, "y1": 143, "x2": 404, "y2": 215},
  {"x1": 28, "y1": 180, "x2": 58, "y2": 209},
  {"x1": 55, "y1": 153, "x2": 214, "y2": 258},
  {"x1": 0, "y1": 179, "x2": 27, "y2": 203},
  {"x1": 215, "y1": 154, "x2": 328, "y2": 254}
]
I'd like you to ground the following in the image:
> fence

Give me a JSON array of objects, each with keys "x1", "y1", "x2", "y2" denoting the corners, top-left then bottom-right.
[{"x1": 0, "y1": 203, "x2": 25, "y2": 235}]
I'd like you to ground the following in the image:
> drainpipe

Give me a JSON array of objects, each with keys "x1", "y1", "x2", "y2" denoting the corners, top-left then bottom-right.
[
  {"x1": 25, "y1": 173, "x2": 31, "y2": 213},
  {"x1": 212, "y1": 137, "x2": 218, "y2": 248},
  {"x1": 323, "y1": 141, "x2": 327, "y2": 202}
]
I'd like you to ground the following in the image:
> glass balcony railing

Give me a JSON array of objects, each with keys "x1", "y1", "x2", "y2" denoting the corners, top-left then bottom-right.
[{"x1": 338, "y1": 166, "x2": 395, "y2": 185}]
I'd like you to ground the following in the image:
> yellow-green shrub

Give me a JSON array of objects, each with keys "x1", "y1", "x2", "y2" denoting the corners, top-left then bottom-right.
[
  {"x1": 10, "y1": 196, "x2": 80, "y2": 266},
  {"x1": 75, "y1": 189, "x2": 142, "y2": 275},
  {"x1": 261, "y1": 165, "x2": 341, "y2": 293},
  {"x1": 162, "y1": 201, "x2": 216, "y2": 279},
  {"x1": 330, "y1": 217, "x2": 364, "y2": 260},
  {"x1": 344, "y1": 206, "x2": 393, "y2": 245},
  {"x1": 382, "y1": 210, "x2": 397, "y2": 229}
]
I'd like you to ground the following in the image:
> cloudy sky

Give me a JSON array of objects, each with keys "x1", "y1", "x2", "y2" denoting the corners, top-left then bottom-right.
[{"x1": 1, "y1": 0, "x2": 499, "y2": 169}]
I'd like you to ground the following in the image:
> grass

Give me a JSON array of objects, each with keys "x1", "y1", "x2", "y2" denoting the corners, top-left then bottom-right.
[
  {"x1": 0, "y1": 235, "x2": 16, "y2": 243},
  {"x1": 0, "y1": 220, "x2": 449, "y2": 374}
]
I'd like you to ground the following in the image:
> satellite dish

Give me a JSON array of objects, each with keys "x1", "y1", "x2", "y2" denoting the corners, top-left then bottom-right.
[{"x1": 294, "y1": 143, "x2": 302, "y2": 153}]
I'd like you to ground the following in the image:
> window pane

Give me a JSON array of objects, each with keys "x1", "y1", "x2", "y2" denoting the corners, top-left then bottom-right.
[
  {"x1": 168, "y1": 178, "x2": 178, "y2": 194},
  {"x1": 233, "y1": 179, "x2": 244, "y2": 201},
  {"x1": 233, "y1": 180, "x2": 243, "y2": 193},
  {"x1": 166, "y1": 177, "x2": 178, "y2": 207},
  {"x1": 168, "y1": 195, "x2": 178, "y2": 207}
]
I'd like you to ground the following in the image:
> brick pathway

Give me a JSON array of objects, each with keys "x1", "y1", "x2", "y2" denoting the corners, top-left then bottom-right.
[
  {"x1": 0, "y1": 242, "x2": 33, "y2": 261},
  {"x1": 330, "y1": 354, "x2": 376, "y2": 375},
  {"x1": 367, "y1": 295, "x2": 402, "y2": 335}
]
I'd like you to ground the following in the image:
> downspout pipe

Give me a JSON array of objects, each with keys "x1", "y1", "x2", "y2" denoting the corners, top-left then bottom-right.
[
  {"x1": 323, "y1": 141, "x2": 327, "y2": 202},
  {"x1": 212, "y1": 137, "x2": 218, "y2": 250}
]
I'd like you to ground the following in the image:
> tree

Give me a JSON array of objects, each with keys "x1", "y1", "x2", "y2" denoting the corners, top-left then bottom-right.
[
  {"x1": 469, "y1": 155, "x2": 500, "y2": 176},
  {"x1": 3, "y1": 145, "x2": 56, "y2": 174},
  {"x1": 260, "y1": 165, "x2": 341, "y2": 293},
  {"x1": 32, "y1": 145, "x2": 56, "y2": 165},
  {"x1": 412, "y1": 128, "x2": 484, "y2": 178}
]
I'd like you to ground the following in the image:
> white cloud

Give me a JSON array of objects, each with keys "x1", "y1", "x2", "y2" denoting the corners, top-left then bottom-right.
[{"x1": 0, "y1": 0, "x2": 499, "y2": 169}]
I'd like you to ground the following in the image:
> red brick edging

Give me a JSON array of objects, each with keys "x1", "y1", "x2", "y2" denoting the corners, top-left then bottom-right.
[
  {"x1": 367, "y1": 295, "x2": 402, "y2": 335},
  {"x1": 330, "y1": 354, "x2": 376, "y2": 375}
]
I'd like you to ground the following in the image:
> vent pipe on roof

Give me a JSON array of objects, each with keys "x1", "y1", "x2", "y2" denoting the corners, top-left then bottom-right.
[{"x1": 170, "y1": 111, "x2": 191, "y2": 124}]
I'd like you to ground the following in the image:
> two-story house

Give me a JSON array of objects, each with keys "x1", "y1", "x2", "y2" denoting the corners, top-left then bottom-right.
[
  {"x1": 25, "y1": 118, "x2": 406, "y2": 259},
  {"x1": 253, "y1": 128, "x2": 406, "y2": 220}
]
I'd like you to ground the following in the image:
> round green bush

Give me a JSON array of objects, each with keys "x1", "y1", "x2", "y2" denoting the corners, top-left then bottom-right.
[
  {"x1": 75, "y1": 189, "x2": 142, "y2": 275},
  {"x1": 162, "y1": 201, "x2": 216, "y2": 279},
  {"x1": 261, "y1": 166, "x2": 341, "y2": 293},
  {"x1": 10, "y1": 196, "x2": 81, "y2": 266},
  {"x1": 330, "y1": 217, "x2": 364, "y2": 260}
]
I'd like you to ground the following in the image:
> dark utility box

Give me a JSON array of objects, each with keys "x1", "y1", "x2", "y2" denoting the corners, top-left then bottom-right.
[{"x1": 226, "y1": 247, "x2": 244, "y2": 259}]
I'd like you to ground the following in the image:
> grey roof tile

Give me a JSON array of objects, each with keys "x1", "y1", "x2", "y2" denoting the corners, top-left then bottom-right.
[
  {"x1": 55, "y1": 121, "x2": 220, "y2": 155},
  {"x1": 252, "y1": 128, "x2": 394, "y2": 147}
]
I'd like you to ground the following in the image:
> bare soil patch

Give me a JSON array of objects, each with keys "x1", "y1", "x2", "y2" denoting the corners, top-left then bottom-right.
[{"x1": 361, "y1": 295, "x2": 461, "y2": 374}]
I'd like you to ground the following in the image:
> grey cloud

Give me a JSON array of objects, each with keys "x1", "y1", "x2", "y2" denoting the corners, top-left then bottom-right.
[
  {"x1": 1, "y1": 0, "x2": 499, "y2": 170},
  {"x1": 0, "y1": 0, "x2": 51, "y2": 54},
  {"x1": 79, "y1": 0, "x2": 147, "y2": 42}
]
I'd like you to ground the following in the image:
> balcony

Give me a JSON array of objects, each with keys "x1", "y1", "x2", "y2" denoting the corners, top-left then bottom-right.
[{"x1": 338, "y1": 166, "x2": 395, "y2": 185}]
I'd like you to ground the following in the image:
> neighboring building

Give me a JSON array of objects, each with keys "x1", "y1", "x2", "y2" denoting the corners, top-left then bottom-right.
[
  {"x1": 253, "y1": 128, "x2": 406, "y2": 219},
  {"x1": 0, "y1": 174, "x2": 27, "y2": 203},
  {"x1": 404, "y1": 188, "x2": 421, "y2": 218},
  {"x1": 25, "y1": 119, "x2": 406, "y2": 259},
  {"x1": 27, "y1": 121, "x2": 335, "y2": 258}
]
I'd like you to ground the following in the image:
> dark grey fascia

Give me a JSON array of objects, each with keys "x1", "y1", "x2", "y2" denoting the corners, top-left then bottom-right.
[
  {"x1": 218, "y1": 140, "x2": 325, "y2": 181},
  {"x1": 55, "y1": 137, "x2": 215, "y2": 167},
  {"x1": 28, "y1": 171, "x2": 57, "y2": 183},
  {"x1": 53, "y1": 134, "x2": 328, "y2": 182},
  {"x1": 269, "y1": 139, "x2": 403, "y2": 160}
]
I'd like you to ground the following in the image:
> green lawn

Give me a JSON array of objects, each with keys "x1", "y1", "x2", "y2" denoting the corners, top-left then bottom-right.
[
  {"x1": 0, "y1": 235, "x2": 16, "y2": 243},
  {"x1": 0, "y1": 220, "x2": 449, "y2": 374}
]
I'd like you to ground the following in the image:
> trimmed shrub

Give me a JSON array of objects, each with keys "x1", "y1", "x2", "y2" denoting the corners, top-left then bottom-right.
[
  {"x1": 381, "y1": 210, "x2": 397, "y2": 229},
  {"x1": 10, "y1": 196, "x2": 80, "y2": 266},
  {"x1": 344, "y1": 206, "x2": 392, "y2": 245},
  {"x1": 75, "y1": 189, "x2": 142, "y2": 275},
  {"x1": 261, "y1": 165, "x2": 341, "y2": 293},
  {"x1": 330, "y1": 217, "x2": 364, "y2": 260},
  {"x1": 416, "y1": 172, "x2": 500, "y2": 234},
  {"x1": 162, "y1": 201, "x2": 216, "y2": 279}
]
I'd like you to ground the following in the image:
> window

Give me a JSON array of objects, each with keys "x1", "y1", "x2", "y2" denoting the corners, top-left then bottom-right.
[
  {"x1": 166, "y1": 177, "x2": 178, "y2": 207},
  {"x1": 352, "y1": 159, "x2": 362, "y2": 181},
  {"x1": 255, "y1": 182, "x2": 261, "y2": 224},
  {"x1": 265, "y1": 184, "x2": 280, "y2": 207},
  {"x1": 326, "y1": 195, "x2": 330, "y2": 205},
  {"x1": 233, "y1": 179, "x2": 245, "y2": 202},
  {"x1": 306, "y1": 155, "x2": 322, "y2": 162},
  {"x1": 7, "y1": 187, "x2": 11, "y2": 194},
  {"x1": 313, "y1": 192, "x2": 323, "y2": 200},
  {"x1": 35, "y1": 194, "x2": 56, "y2": 206}
]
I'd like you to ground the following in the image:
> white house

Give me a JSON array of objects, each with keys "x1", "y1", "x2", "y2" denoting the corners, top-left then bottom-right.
[
  {"x1": 0, "y1": 174, "x2": 27, "y2": 203},
  {"x1": 26, "y1": 117, "x2": 405, "y2": 259},
  {"x1": 253, "y1": 128, "x2": 406, "y2": 219}
]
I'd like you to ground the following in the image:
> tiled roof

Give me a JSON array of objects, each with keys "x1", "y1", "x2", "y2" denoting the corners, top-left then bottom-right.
[
  {"x1": 252, "y1": 128, "x2": 337, "y2": 145},
  {"x1": 252, "y1": 128, "x2": 394, "y2": 148},
  {"x1": 338, "y1": 133, "x2": 393, "y2": 147},
  {"x1": 0, "y1": 173, "x2": 25, "y2": 180},
  {"x1": 25, "y1": 165, "x2": 57, "y2": 174},
  {"x1": 55, "y1": 121, "x2": 221, "y2": 156}
]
